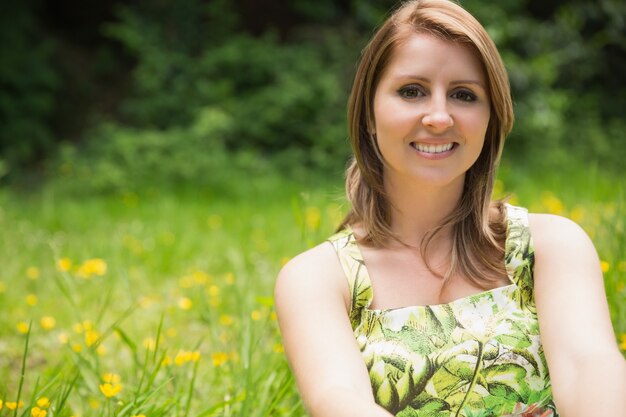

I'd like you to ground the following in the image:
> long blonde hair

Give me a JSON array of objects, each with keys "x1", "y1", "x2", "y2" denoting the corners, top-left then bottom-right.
[{"x1": 339, "y1": 0, "x2": 514, "y2": 287}]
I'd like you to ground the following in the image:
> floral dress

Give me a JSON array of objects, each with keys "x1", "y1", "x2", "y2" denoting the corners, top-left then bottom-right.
[{"x1": 328, "y1": 205, "x2": 557, "y2": 417}]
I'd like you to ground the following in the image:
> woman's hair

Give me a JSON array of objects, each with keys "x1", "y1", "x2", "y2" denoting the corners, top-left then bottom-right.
[{"x1": 339, "y1": 0, "x2": 514, "y2": 287}]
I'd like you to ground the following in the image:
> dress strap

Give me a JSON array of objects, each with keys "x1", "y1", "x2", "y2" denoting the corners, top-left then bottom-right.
[
  {"x1": 328, "y1": 229, "x2": 373, "y2": 328},
  {"x1": 504, "y1": 204, "x2": 537, "y2": 310}
]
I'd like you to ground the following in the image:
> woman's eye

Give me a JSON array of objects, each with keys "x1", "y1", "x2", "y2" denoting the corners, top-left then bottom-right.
[
  {"x1": 398, "y1": 85, "x2": 424, "y2": 99},
  {"x1": 451, "y1": 90, "x2": 477, "y2": 102}
]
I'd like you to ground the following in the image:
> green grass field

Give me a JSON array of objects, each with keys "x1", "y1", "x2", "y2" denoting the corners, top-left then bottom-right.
[{"x1": 0, "y1": 162, "x2": 624, "y2": 416}]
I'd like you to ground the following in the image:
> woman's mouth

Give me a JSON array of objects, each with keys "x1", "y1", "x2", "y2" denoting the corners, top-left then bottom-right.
[{"x1": 410, "y1": 142, "x2": 456, "y2": 154}]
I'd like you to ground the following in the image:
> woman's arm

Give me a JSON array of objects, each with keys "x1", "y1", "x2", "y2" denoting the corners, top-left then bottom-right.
[
  {"x1": 530, "y1": 214, "x2": 626, "y2": 416},
  {"x1": 274, "y1": 243, "x2": 393, "y2": 417}
]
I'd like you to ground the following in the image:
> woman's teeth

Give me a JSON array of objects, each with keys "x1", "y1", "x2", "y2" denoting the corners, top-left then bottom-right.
[{"x1": 412, "y1": 143, "x2": 454, "y2": 153}]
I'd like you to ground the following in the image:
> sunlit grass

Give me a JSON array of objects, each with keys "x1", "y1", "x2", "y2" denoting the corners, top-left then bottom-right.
[{"x1": 0, "y1": 162, "x2": 623, "y2": 416}]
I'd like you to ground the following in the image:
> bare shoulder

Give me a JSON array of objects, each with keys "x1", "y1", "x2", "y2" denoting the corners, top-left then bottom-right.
[
  {"x1": 528, "y1": 212, "x2": 597, "y2": 258},
  {"x1": 274, "y1": 240, "x2": 350, "y2": 312}
]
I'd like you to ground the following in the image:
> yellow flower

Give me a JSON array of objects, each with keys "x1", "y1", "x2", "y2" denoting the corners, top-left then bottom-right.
[
  {"x1": 618, "y1": 261, "x2": 626, "y2": 273},
  {"x1": 619, "y1": 334, "x2": 626, "y2": 351},
  {"x1": 179, "y1": 275, "x2": 194, "y2": 288},
  {"x1": 26, "y1": 294, "x2": 38, "y2": 306},
  {"x1": 16, "y1": 321, "x2": 29, "y2": 334},
  {"x1": 174, "y1": 350, "x2": 200, "y2": 366},
  {"x1": 541, "y1": 192, "x2": 564, "y2": 215},
  {"x1": 193, "y1": 270, "x2": 209, "y2": 284},
  {"x1": 208, "y1": 285, "x2": 220, "y2": 297},
  {"x1": 273, "y1": 343, "x2": 284, "y2": 353},
  {"x1": 40, "y1": 316, "x2": 56, "y2": 331},
  {"x1": 57, "y1": 258, "x2": 72, "y2": 272},
  {"x1": 131, "y1": 414, "x2": 146, "y2": 417},
  {"x1": 99, "y1": 382, "x2": 122, "y2": 398},
  {"x1": 36, "y1": 397, "x2": 50, "y2": 408},
  {"x1": 102, "y1": 373, "x2": 121, "y2": 384},
  {"x1": 280, "y1": 257, "x2": 290, "y2": 266},
  {"x1": 601, "y1": 261, "x2": 610, "y2": 273},
  {"x1": 88, "y1": 398, "x2": 100, "y2": 409},
  {"x1": 5, "y1": 401, "x2": 24, "y2": 410},
  {"x1": 97, "y1": 345, "x2": 107, "y2": 356},
  {"x1": 219, "y1": 314, "x2": 234, "y2": 326},
  {"x1": 143, "y1": 337, "x2": 156, "y2": 350},
  {"x1": 73, "y1": 320, "x2": 93, "y2": 333},
  {"x1": 305, "y1": 206, "x2": 321, "y2": 231},
  {"x1": 224, "y1": 272, "x2": 235, "y2": 284},
  {"x1": 270, "y1": 312, "x2": 277, "y2": 321},
  {"x1": 211, "y1": 352, "x2": 229, "y2": 367},
  {"x1": 569, "y1": 206, "x2": 585, "y2": 223},
  {"x1": 58, "y1": 332, "x2": 69, "y2": 344},
  {"x1": 251, "y1": 310, "x2": 262, "y2": 321},
  {"x1": 76, "y1": 258, "x2": 107, "y2": 279},
  {"x1": 31, "y1": 406, "x2": 47, "y2": 417},
  {"x1": 0, "y1": 281, "x2": 6, "y2": 293},
  {"x1": 85, "y1": 329, "x2": 100, "y2": 347},
  {"x1": 177, "y1": 297, "x2": 192, "y2": 310},
  {"x1": 71, "y1": 343, "x2": 82, "y2": 352},
  {"x1": 161, "y1": 355, "x2": 172, "y2": 366},
  {"x1": 26, "y1": 266, "x2": 40, "y2": 280},
  {"x1": 174, "y1": 351, "x2": 187, "y2": 366},
  {"x1": 165, "y1": 327, "x2": 177, "y2": 338}
]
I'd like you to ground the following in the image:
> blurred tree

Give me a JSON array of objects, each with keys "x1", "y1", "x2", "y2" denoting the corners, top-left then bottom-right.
[
  {"x1": 0, "y1": 1, "x2": 58, "y2": 174},
  {"x1": 0, "y1": 0, "x2": 624, "y2": 183}
]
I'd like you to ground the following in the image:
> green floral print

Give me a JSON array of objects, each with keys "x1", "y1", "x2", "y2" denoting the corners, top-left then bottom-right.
[{"x1": 328, "y1": 205, "x2": 557, "y2": 417}]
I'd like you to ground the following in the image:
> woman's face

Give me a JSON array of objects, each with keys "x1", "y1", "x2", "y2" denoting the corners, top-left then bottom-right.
[{"x1": 372, "y1": 33, "x2": 491, "y2": 190}]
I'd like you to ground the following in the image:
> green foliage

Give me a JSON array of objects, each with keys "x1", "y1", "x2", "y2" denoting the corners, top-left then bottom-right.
[
  {"x1": 0, "y1": 1, "x2": 58, "y2": 172},
  {"x1": 104, "y1": 1, "x2": 355, "y2": 170},
  {"x1": 1, "y1": 0, "x2": 624, "y2": 184},
  {"x1": 52, "y1": 107, "x2": 270, "y2": 194},
  {"x1": 463, "y1": 0, "x2": 626, "y2": 167}
]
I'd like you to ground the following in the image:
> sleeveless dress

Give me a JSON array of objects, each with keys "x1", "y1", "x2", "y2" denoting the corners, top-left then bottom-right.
[{"x1": 328, "y1": 205, "x2": 557, "y2": 417}]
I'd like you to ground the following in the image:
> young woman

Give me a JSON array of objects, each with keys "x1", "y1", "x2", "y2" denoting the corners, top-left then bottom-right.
[{"x1": 274, "y1": 1, "x2": 626, "y2": 416}]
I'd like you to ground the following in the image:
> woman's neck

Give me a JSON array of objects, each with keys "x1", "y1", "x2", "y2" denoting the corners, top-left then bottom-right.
[{"x1": 383, "y1": 173, "x2": 464, "y2": 247}]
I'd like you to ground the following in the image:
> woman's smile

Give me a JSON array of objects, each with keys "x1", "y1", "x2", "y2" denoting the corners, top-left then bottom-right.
[{"x1": 410, "y1": 141, "x2": 458, "y2": 159}]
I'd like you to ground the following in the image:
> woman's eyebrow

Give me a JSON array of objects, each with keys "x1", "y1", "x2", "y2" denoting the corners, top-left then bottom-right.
[
  {"x1": 390, "y1": 75, "x2": 486, "y2": 90},
  {"x1": 450, "y1": 80, "x2": 486, "y2": 89}
]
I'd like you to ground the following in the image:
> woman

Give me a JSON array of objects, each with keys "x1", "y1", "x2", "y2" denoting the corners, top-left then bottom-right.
[{"x1": 274, "y1": 1, "x2": 626, "y2": 416}]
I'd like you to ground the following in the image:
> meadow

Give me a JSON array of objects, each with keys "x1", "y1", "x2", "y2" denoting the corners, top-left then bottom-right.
[{"x1": 0, "y1": 161, "x2": 624, "y2": 417}]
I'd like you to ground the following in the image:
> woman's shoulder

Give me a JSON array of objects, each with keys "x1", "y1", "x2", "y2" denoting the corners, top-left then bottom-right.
[
  {"x1": 278, "y1": 240, "x2": 342, "y2": 279},
  {"x1": 527, "y1": 212, "x2": 594, "y2": 252},
  {"x1": 274, "y1": 239, "x2": 351, "y2": 312},
  {"x1": 526, "y1": 211, "x2": 600, "y2": 285}
]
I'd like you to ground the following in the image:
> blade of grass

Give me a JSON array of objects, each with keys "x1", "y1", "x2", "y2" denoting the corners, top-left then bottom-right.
[{"x1": 14, "y1": 321, "x2": 31, "y2": 417}]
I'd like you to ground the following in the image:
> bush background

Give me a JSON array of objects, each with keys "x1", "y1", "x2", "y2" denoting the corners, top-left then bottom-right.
[{"x1": 1, "y1": 0, "x2": 625, "y2": 189}]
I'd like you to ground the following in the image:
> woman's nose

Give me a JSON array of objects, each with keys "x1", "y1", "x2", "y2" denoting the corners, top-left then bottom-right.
[{"x1": 422, "y1": 96, "x2": 453, "y2": 132}]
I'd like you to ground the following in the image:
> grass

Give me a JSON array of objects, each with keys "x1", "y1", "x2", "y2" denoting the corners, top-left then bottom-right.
[{"x1": 0, "y1": 160, "x2": 623, "y2": 416}]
